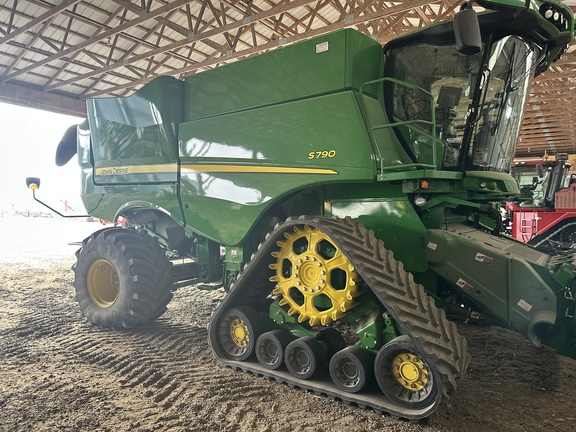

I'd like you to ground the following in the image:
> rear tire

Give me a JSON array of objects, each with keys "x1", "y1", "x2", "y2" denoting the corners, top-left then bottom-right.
[{"x1": 73, "y1": 228, "x2": 173, "y2": 328}]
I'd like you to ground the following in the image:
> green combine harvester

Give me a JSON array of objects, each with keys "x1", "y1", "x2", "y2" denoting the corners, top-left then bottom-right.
[{"x1": 28, "y1": 0, "x2": 575, "y2": 420}]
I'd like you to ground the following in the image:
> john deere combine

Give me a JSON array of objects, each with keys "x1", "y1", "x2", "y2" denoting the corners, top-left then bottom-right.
[{"x1": 34, "y1": 0, "x2": 575, "y2": 420}]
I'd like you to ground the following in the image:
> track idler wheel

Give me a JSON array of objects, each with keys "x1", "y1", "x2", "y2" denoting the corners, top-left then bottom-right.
[
  {"x1": 217, "y1": 306, "x2": 262, "y2": 361},
  {"x1": 558, "y1": 225, "x2": 576, "y2": 243},
  {"x1": 374, "y1": 335, "x2": 439, "y2": 408},
  {"x1": 329, "y1": 346, "x2": 375, "y2": 393},
  {"x1": 255, "y1": 329, "x2": 293, "y2": 370},
  {"x1": 285, "y1": 336, "x2": 328, "y2": 379}
]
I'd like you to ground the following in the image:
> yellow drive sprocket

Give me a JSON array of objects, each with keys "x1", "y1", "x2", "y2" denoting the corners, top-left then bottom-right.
[{"x1": 269, "y1": 225, "x2": 361, "y2": 325}]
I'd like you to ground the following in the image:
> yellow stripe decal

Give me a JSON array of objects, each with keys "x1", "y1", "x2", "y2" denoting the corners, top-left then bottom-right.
[
  {"x1": 95, "y1": 164, "x2": 338, "y2": 176},
  {"x1": 95, "y1": 164, "x2": 177, "y2": 176},
  {"x1": 181, "y1": 164, "x2": 338, "y2": 175}
]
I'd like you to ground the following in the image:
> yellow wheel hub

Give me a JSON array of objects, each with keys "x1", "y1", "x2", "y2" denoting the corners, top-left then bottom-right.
[
  {"x1": 392, "y1": 352, "x2": 429, "y2": 391},
  {"x1": 230, "y1": 318, "x2": 249, "y2": 348},
  {"x1": 269, "y1": 225, "x2": 361, "y2": 326},
  {"x1": 87, "y1": 259, "x2": 119, "y2": 308}
]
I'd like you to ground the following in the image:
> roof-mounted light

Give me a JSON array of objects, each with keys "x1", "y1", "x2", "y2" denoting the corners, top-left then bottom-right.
[{"x1": 540, "y1": 4, "x2": 570, "y2": 31}]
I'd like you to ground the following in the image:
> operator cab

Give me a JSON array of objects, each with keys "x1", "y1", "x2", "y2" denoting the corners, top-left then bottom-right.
[
  {"x1": 540, "y1": 154, "x2": 571, "y2": 207},
  {"x1": 382, "y1": 1, "x2": 573, "y2": 175}
]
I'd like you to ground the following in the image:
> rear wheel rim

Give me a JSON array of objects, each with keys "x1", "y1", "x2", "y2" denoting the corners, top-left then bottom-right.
[
  {"x1": 87, "y1": 259, "x2": 119, "y2": 308},
  {"x1": 392, "y1": 352, "x2": 428, "y2": 391}
]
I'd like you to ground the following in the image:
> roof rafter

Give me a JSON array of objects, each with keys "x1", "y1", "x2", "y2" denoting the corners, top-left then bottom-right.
[
  {"x1": 86, "y1": 0, "x2": 433, "y2": 97},
  {"x1": 1, "y1": 0, "x2": 194, "y2": 83},
  {"x1": 0, "y1": 0, "x2": 82, "y2": 45}
]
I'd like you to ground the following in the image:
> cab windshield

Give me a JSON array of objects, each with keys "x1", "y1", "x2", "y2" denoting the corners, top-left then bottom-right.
[{"x1": 385, "y1": 35, "x2": 539, "y2": 172}]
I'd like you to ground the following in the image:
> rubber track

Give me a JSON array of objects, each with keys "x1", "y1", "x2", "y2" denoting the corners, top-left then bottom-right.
[
  {"x1": 207, "y1": 216, "x2": 470, "y2": 420},
  {"x1": 529, "y1": 220, "x2": 576, "y2": 249}
]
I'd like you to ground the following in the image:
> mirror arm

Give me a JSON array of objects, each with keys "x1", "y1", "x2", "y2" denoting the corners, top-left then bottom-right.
[{"x1": 30, "y1": 189, "x2": 90, "y2": 219}]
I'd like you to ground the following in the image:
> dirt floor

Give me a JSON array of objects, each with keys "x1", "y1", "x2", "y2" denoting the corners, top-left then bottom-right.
[{"x1": 1, "y1": 217, "x2": 576, "y2": 432}]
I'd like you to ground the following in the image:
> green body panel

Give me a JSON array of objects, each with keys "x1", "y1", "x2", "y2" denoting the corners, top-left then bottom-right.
[
  {"x1": 78, "y1": 120, "x2": 108, "y2": 216},
  {"x1": 391, "y1": 125, "x2": 442, "y2": 170},
  {"x1": 328, "y1": 198, "x2": 427, "y2": 272},
  {"x1": 463, "y1": 171, "x2": 520, "y2": 197},
  {"x1": 359, "y1": 95, "x2": 413, "y2": 169},
  {"x1": 178, "y1": 91, "x2": 376, "y2": 245},
  {"x1": 184, "y1": 29, "x2": 383, "y2": 120}
]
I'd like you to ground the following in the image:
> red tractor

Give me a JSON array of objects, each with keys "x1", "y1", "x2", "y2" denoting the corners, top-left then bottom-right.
[{"x1": 505, "y1": 154, "x2": 576, "y2": 248}]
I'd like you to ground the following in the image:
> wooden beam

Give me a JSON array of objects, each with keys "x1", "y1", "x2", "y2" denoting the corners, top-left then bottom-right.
[
  {"x1": 86, "y1": 0, "x2": 433, "y2": 97},
  {"x1": 0, "y1": 80, "x2": 86, "y2": 117}
]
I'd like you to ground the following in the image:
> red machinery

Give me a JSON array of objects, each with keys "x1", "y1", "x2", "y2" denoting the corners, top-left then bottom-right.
[{"x1": 505, "y1": 154, "x2": 576, "y2": 247}]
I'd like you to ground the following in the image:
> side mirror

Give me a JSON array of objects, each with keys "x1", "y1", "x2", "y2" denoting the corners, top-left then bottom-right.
[
  {"x1": 453, "y1": 6, "x2": 482, "y2": 55},
  {"x1": 55, "y1": 124, "x2": 79, "y2": 166},
  {"x1": 26, "y1": 177, "x2": 41, "y2": 191}
]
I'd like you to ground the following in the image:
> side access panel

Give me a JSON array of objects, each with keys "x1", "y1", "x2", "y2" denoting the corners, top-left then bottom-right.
[{"x1": 84, "y1": 76, "x2": 185, "y2": 222}]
